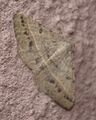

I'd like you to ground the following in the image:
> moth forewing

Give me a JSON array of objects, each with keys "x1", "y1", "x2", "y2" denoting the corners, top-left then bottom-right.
[{"x1": 13, "y1": 13, "x2": 75, "y2": 110}]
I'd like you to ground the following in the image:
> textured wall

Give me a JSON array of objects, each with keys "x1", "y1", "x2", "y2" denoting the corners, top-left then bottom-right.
[{"x1": 0, "y1": 0, "x2": 96, "y2": 120}]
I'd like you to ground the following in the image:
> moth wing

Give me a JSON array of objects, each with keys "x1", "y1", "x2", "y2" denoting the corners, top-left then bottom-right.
[
  {"x1": 13, "y1": 14, "x2": 41, "y2": 73},
  {"x1": 13, "y1": 13, "x2": 75, "y2": 110}
]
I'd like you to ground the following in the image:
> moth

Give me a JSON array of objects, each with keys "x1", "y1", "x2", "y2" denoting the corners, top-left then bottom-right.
[{"x1": 13, "y1": 13, "x2": 75, "y2": 110}]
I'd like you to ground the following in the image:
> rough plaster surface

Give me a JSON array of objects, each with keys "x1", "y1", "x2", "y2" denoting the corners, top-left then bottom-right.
[{"x1": 0, "y1": 0, "x2": 96, "y2": 120}]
